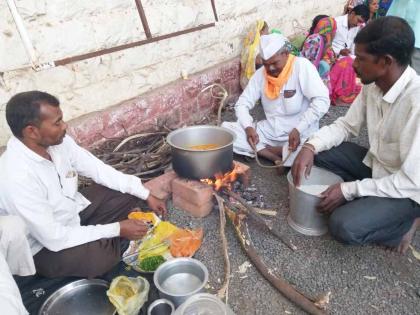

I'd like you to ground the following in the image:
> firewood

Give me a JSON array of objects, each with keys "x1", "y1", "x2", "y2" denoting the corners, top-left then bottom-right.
[
  {"x1": 223, "y1": 189, "x2": 297, "y2": 251},
  {"x1": 214, "y1": 194, "x2": 231, "y2": 301},
  {"x1": 224, "y1": 206, "x2": 326, "y2": 315}
]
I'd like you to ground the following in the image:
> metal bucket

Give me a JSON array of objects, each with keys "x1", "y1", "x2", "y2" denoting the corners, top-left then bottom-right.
[
  {"x1": 287, "y1": 166, "x2": 343, "y2": 236},
  {"x1": 166, "y1": 125, "x2": 235, "y2": 179}
]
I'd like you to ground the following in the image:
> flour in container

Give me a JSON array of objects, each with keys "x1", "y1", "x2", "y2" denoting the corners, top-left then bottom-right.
[{"x1": 298, "y1": 185, "x2": 329, "y2": 196}]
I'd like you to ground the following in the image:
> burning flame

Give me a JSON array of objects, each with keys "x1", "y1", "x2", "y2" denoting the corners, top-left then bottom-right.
[{"x1": 201, "y1": 164, "x2": 239, "y2": 191}]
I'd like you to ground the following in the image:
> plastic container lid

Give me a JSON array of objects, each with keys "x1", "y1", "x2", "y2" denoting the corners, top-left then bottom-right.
[{"x1": 174, "y1": 293, "x2": 235, "y2": 315}]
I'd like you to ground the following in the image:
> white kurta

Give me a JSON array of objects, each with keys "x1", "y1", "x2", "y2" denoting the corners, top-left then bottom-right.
[
  {"x1": 222, "y1": 57, "x2": 330, "y2": 160},
  {"x1": 0, "y1": 135, "x2": 150, "y2": 255},
  {"x1": 0, "y1": 215, "x2": 35, "y2": 276},
  {"x1": 308, "y1": 66, "x2": 420, "y2": 204},
  {"x1": 332, "y1": 15, "x2": 362, "y2": 56},
  {"x1": 0, "y1": 215, "x2": 35, "y2": 315}
]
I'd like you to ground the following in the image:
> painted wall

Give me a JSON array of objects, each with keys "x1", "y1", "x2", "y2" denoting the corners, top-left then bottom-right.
[{"x1": 0, "y1": 0, "x2": 345, "y2": 146}]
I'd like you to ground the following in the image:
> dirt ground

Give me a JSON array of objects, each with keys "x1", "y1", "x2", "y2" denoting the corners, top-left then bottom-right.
[{"x1": 165, "y1": 105, "x2": 420, "y2": 315}]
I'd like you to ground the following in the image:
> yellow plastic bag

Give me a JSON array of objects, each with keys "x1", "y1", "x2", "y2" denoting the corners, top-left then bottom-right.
[{"x1": 106, "y1": 276, "x2": 150, "y2": 315}]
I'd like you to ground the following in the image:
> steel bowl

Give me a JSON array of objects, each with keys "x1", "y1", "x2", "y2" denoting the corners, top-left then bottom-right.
[
  {"x1": 173, "y1": 293, "x2": 235, "y2": 315},
  {"x1": 38, "y1": 279, "x2": 116, "y2": 315},
  {"x1": 147, "y1": 298, "x2": 175, "y2": 315},
  {"x1": 287, "y1": 166, "x2": 343, "y2": 236},
  {"x1": 166, "y1": 125, "x2": 236, "y2": 179},
  {"x1": 153, "y1": 258, "x2": 209, "y2": 307}
]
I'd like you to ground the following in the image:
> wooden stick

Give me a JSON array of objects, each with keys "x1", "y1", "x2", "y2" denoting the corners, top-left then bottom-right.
[
  {"x1": 214, "y1": 194, "x2": 231, "y2": 301},
  {"x1": 223, "y1": 189, "x2": 297, "y2": 251},
  {"x1": 254, "y1": 209, "x2": 277, "y2": 216},
  {"x1": 224, "y1": 206, "x2": 326, "y2": 315}
]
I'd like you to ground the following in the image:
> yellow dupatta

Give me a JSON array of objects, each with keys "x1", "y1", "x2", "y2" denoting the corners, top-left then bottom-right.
[{"x1": 240, "y1": 20, "x2": 266, "y2": 88}]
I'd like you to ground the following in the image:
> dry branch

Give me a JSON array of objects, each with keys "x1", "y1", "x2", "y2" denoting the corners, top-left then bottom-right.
[
  {"x1": 214, "y1": 194, "x2": 231, "y2": 301},
  {"x1": 223, "y1": 189, "x2": 297, "y2": 251},
  {"x1": 79, "y1": 131, "x2": 172, "y2": 188},
  {"x1": 224, "y1": 206, "x2": 326, "y2": 315}
]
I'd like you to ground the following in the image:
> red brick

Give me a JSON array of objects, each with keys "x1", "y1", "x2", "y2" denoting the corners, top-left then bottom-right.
[
  {"x1": 144, "y1": 171, "x2": 178, "y2": 200},
  {"x1": 171, "y1": 178, "x2": 213, "y2": 206},
  {"x1": 234, "y1": 160, "x2": 251, "y2": 187},
  {"x1": 172, "y1": 194, "x2": 214, "y2": 218}
]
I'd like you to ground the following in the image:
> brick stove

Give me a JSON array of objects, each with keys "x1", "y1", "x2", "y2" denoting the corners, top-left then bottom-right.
[{"x1": 144, "y1": 161, "x2": 251, "y2": 217}]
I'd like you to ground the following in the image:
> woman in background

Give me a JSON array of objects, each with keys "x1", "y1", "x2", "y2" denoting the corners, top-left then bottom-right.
[
  {"x1": 345, "y1": 0, "x2": 393, "y2": 18},
  {"x1": 240, "y1": 20, "x2": 269, "y2": 89},
  {"x1": 301, "y1": 17, "x2": 336, "y2": 84},
  {"x1": 344, "y1": 0, "x2": 365, "y2": 13},
  {"x1": 367, "y1": 0, "x2": 380, "y2": 20}
]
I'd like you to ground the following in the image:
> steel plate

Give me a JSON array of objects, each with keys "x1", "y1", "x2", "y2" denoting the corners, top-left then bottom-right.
[{"x1": 38, "y1": 279, "x2": 116, "y2": 315}]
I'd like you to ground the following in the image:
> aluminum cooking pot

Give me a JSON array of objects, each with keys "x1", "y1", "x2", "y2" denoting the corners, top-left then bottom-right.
[
  {"x1": 166, "y1": 125, "x2": 235, "y2": 179},
  {"x1": 287, "y1": 166, "x2": 343, "y2": 236}
]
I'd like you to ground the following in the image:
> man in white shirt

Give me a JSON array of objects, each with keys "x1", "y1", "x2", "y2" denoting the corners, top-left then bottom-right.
[
  {"x1": 0, "y1": 91, "x2": 167, "y2": 277},
  {"x1": 222, "y1": 34, "x2": 330, "y2": 165},
  {"x1": 0, "y1": 215, "x2": 35, "y2": 315},
  {"x1": 292, "y1": 17, "x2": 420, "y2": 254},
  {"x1": 332, "y1": 5, "x2": 369, "y2": 57}
]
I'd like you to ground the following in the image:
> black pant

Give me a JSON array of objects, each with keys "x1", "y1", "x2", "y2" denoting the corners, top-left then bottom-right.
[
  {"x1": 34, "y1": 184, "x2": 140, "y2": 278},
  {"x1": 315, "y1": 142, "x2": 420, "y2": 247}
]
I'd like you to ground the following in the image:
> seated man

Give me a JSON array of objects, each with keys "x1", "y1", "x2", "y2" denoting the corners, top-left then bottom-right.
[
  {"x1": 329, "y1": 5, "x2": 370, "y2": 105},
  {"x1": 292, "y1": 17, "x2": 420, "y2": 253},
  {"x1": 0, "y1": 91, "x2": 167, "y2": 278},
  {"x1": 0, "y1": 215, "x2": 36, "y2": 315},
  {"x1": 222, "y1": 33, "x2": 330, "y2": 164},
  {"x1": 332, "y1": 4, "x2": 369, "y2": 57}
]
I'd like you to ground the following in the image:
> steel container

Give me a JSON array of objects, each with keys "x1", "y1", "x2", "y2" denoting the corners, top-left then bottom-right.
[
  {"x1": 147, "y1": 298, "x2": 175, "y2": 315},
  {"x1": 38, "y1": 279, "x2": 116, "y2": 315},
  {"x1": 153, "y1": 258, "x2": 209, "y2": 307},
  {"x1": 173, "y1": 293, "x2": 235, "y2": 315},
  {"x1": 166, "y1": 125, "x2": 235, "y2": 179},
  {"x1": 287, "y1": 166, "x2": 343, "y2": 236}
]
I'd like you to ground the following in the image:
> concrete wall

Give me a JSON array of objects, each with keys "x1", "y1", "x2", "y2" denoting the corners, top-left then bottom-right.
[{"x1": 0, "y1": 0, "x2": 345, "y2": 146}]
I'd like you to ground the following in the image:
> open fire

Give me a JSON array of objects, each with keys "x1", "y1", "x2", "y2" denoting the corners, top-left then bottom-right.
[{"x1": 201, "y1": 163, "x2": 240, "y2": 191}]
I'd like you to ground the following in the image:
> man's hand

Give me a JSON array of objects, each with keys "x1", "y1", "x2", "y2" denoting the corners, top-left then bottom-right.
[
  {"x1": 288, "y1": 128, "x2": 300, "y2": 152},
  {"x1": 317, "y1": 183, "x2": 346, "y2": 214},
  {"x1": 291, "y1": 144, "x2": 315, "y2": 186},
  {"x1": 245, "y1": 127, "x2": 259, "y2": 149},
  {"x1": 119, "y1": 219, "x2": 149, "y2": 240},
  {"x1": 147, "y1": 194, "x2": 167, "y2": 218},
  {"x1": 339, "y1": 48, "x2": 351, "y2": 56}
]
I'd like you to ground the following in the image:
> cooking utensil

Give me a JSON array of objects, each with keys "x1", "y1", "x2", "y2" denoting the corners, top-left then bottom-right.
[
  {"x1": 38, "y1": 279, "x2": 115, "y2": 315},
  {"x1": 166, "y1": 125, "x2": 235, "y2": 179},
  {"x1": 147, "y1": 298, "x2": 175, "y2": 315},
  {"x1": 173, "y1": 293, "x2": 235, "y2": 315},
  {"x1": 153, "y1": 258, "x2": 209, "y2": 307},
  {"x1": 287, "y1": 166, "x2": 343, "y2": 236}
]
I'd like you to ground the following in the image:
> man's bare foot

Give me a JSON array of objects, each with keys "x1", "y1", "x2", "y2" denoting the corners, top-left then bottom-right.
[{"x1": 396, "y1": 218, "x2": 420, "y2": 254}]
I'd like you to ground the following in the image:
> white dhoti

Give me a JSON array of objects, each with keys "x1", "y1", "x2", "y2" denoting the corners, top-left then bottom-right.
[
  {"x1": 222, "y1": 120, "x2": 287, "y2": 157},
  {"x1": 222, "y1": 120, "x2": 303, "y2": 167}
]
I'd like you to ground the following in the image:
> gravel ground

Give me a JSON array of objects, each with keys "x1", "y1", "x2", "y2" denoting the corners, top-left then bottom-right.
[{"x1": 165, "y1": 105, "x2": 420, "y2": 315}]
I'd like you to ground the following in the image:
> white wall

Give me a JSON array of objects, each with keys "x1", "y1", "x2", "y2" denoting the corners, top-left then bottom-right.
[{"x1": 0, "y1": 0, "x2": 345, "y2": 145}]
